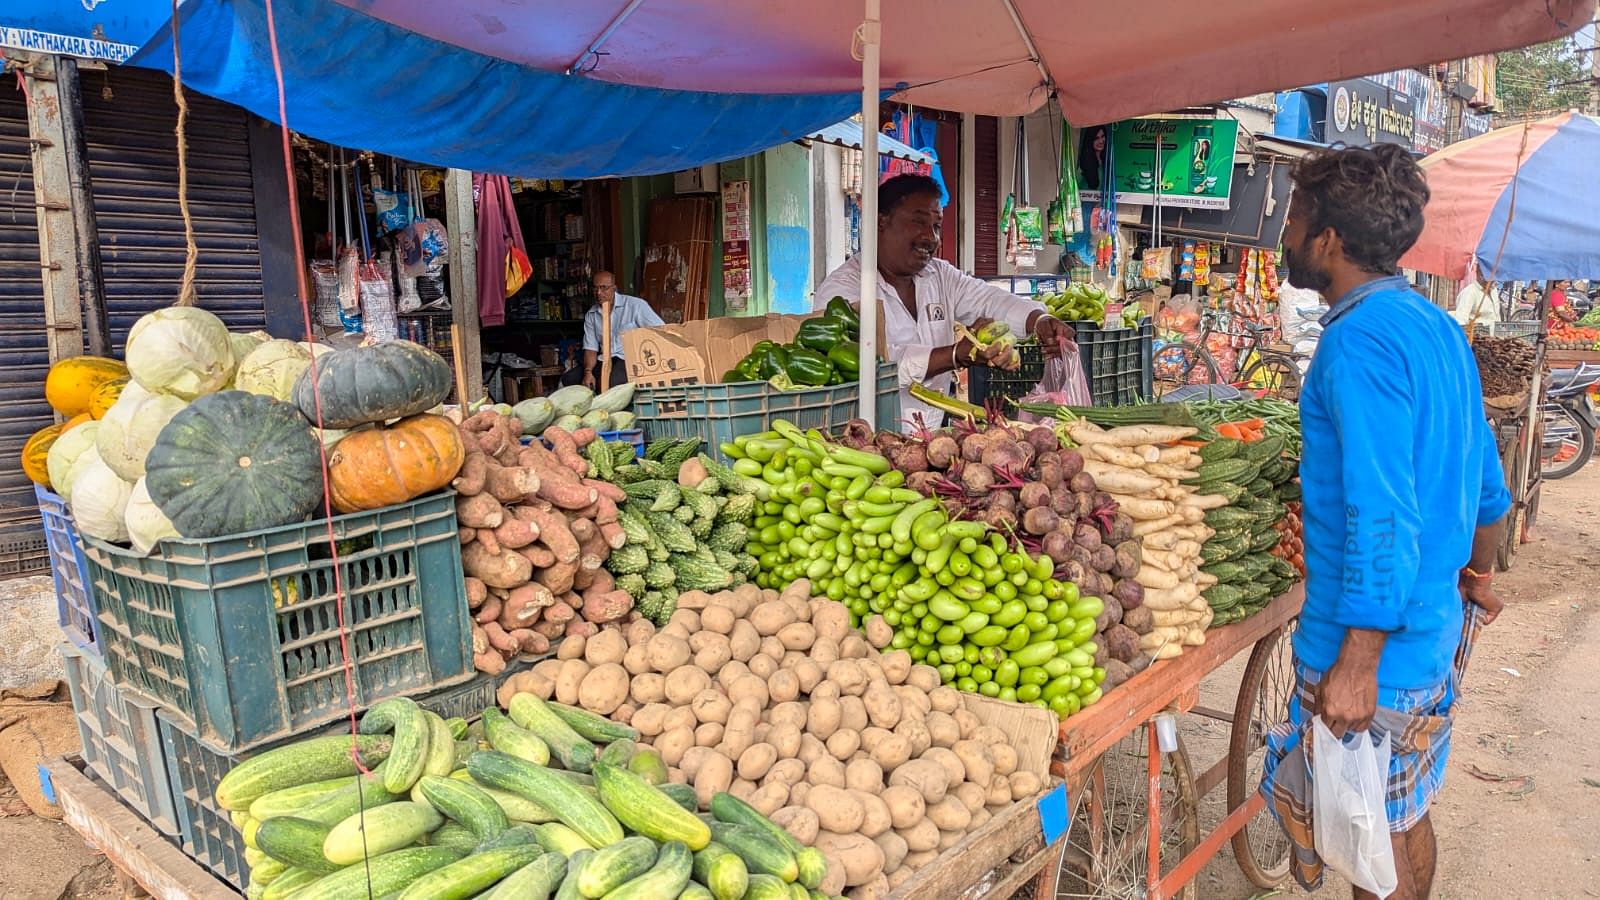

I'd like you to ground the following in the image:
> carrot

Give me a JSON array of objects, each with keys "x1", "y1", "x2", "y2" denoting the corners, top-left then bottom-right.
[
  {"x1": 1216, "y1": 423, "x2": 1244, "y2": 440},
  {"x1": 1175, "y1": 439, "x2": 1209, "y2": 448}
]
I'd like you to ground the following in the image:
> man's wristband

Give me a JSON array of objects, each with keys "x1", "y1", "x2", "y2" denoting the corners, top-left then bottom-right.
[{"x1": 1460, "y1": 566, "x2": 1493, "y2": 582}]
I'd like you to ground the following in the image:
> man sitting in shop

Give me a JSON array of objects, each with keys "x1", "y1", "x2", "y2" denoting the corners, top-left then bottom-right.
[
  {"x1": 570, "y1": 271, "x2": 664, "y2": 389},
  {"x1": 812, "y1": 174, "x2": 1072, "y2": 430}
]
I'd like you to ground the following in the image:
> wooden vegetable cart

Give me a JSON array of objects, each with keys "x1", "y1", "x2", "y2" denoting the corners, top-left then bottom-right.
[{"x1": 1050, "y1": 587, "x2": 1304, "y2": 899}]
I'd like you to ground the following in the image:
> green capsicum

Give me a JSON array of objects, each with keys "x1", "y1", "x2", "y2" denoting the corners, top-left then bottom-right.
[
  {"x1": 795, "y1": 316, "x2": 847, "y2": 354},
  {"x1": 749, "y1": 340, "x2": 790, "y2": 380},
  {"x1": 785, "y1": 347, "x2": 834, "y2": 386},
  {"x1": 825, "y1": 296, "x2": 861, "y2": 339},
  {"x1": 828, "y1": 341, "x2": 861, "y2": 379}
]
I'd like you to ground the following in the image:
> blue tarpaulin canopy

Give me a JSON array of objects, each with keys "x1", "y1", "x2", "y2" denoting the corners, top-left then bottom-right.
[{"x1": 123, "y1": 0, "x2": 863, "y2": 178}]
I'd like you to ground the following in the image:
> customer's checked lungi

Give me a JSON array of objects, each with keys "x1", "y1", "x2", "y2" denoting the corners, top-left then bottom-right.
[{"x1": 1259, "y1": 602, "x2": 1488, "y2": 891}]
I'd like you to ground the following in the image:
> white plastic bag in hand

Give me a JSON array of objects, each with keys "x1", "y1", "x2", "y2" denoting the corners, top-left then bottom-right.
[{"x1": 1312, "y1": 717, "x2": 1398, "y2": 898}]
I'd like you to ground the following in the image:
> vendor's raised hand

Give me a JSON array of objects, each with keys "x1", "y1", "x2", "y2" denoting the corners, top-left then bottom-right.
[
  {"x1": 977, "y1": 338, "x2": 1020, "y2": 370},
  {"x1": 1033, "y1": 314, "x2": 1074, "y2": 357}
]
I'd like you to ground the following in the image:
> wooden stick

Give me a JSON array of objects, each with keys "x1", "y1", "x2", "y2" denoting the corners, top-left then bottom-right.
[
  {"x1": 600, "y1": 300, "x2": 614, "y2": 389},
  {"x1": 450, "y1": 322, "x2": 470, "y2": 406}
]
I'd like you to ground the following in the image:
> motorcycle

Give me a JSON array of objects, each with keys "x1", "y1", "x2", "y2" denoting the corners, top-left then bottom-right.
[{"x1": 1540, "y1": 362, "x2": 1600, "y2": 480}]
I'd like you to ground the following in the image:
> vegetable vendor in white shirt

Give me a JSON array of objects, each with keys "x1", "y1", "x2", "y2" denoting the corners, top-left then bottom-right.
[{"x1": 813, "y1": 174, "x2": 1072, "y2": 431}]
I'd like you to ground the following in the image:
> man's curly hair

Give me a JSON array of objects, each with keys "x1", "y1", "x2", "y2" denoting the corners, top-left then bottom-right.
[{"x1": 1290, "y1": 143, "x2": 1429, "y2": 275}]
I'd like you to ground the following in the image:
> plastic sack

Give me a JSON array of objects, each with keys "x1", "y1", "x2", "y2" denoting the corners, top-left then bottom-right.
[
  {"x1": 309, "y1": 260, "x2": 342, "y2": 328},
  {"x1": 1312, "y1": 717, "x2": 1398, "y2": 898},
  {"x1": 336, "y1": 247, "x2": 361, "y2": 312},
  {"x1": 359, "y1": 260, "x2": 398, "y2": 343}
]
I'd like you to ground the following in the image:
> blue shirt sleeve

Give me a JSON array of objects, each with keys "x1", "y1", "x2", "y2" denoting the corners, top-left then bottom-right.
[
  {"x1": 581, "y1": 307, "x2": 601, "y2": 353},
  {"x1": 633, "y1": 295, "x2": 665, "y2": 329},
  {"x1": 1475, "y1": 418, "x2": 1512, "y2": 526},
  {"x1": 1326, "y1": 333, "x2": 1423, "y2": 633}
]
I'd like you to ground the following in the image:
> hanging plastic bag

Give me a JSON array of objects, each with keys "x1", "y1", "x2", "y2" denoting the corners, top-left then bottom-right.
[
  {"x1": 1017, "y1": 339, "x2": 1092, "y2": 423},
  {"x1": 373, "y1": 188, "x2": 410, "y2": 233},
  {"x1": 309, "y1": 260, "x2": 343, "y2": 328},
  {"x1": 397, "y1": 269, "x2": 422, "y2": 313},
  {"x1": 1312, "y1": 718, "x2": 1398, "y2": 898},
  {"x1": 336, "y1": 246, "x2": 361, "y2": 312},
  {"x1": 359, "y1": 259, "x2": 398, "y2": 342}
]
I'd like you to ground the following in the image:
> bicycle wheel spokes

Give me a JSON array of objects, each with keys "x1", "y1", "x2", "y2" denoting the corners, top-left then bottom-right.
[{"x1": 1057, "y1": 726, "x2": 1200, "y2": 900}]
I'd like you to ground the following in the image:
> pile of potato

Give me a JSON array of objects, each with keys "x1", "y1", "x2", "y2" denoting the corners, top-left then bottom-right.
[{"x1": 497, "y1": 579, "x2": 1048, "y2": 899}]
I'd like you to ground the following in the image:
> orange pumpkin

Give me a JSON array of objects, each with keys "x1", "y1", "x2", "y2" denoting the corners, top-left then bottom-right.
[
  {"x1": 62, "y1": 413, "x2": 93, "y2": 432},
  {"x1": 45, "y1": 355, "x2": 129, "y2": 417},
  {"x1": 21, "y1": 423, "x2": 62, "y2": 487},
  {"x1": 327, "y1": 413, "x2": 465, "y2": 513},
  {"x1": 88, "y1": 376, "x2": 130, "y2": 419}
]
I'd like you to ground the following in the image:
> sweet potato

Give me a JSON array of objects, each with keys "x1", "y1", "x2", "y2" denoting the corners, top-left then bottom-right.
[
  {"x1": 474, "y1": 594, "x2": 505, "y2": 626},
  {"x1": 482, "y1": 621, "x2": 519, "y2": 655},
  {"x1": 486, "y1": 464, "x2": 541, "y2": 503},
  {"x1": 542, "y1": 427, "x2": 590, "y2": 477},
  {"x1": 461, "y1": 543, "x2": 532, "y2": 589},
  {"x1": 583, "y1": 478, "x2": 627, "y2": 504},
  {"x1": 456, "y1": 493, "x2": 505, "y2": 529},
  {"x1": 582, "y1": 590, "x2": 633, "y2": 624},
  {"x1": 525, "y1": 508, "x2": 579, "y2": 564},
  {"x1": 464, "y1": 577, "x2": 489, "y2": 610},
  {"x1": 536, "y1": 559, "x2": 578, "y2": 595},
  {"x1": 519, "y1": 542, "x2": 557, "y2": 570},
  {"x1": 501, "y1": 583, "x2": 554, "y2": 627}
]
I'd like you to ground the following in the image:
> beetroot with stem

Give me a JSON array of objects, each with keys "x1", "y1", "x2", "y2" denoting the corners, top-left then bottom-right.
[
  {"x1": 1089, "y1": 544, "x2": 1117, "y2": 573},
  {"x1": 1036, "y1": 451, "x2": 1063, "y2": 489},
  {"x1": 1059, "y1": 449, "x2": 1085, "y2": 480},
  {"x1": 840, "y1": 418, "x2": 874, "y2": 450},
  {"x1": 1019, "y1": 482, "x2": 1052, "y2": 510},
  {"x1": 959, "y1": 430, "x2": 992, "y2": 463},
  {"x1": 988, "y1": 490, "x2": 1018, "y2": 513},
  {"x1": 925, "y1": 434, "x2": 960, "y2": 469},
  {"x1": 961, "y1": 464, "x2": 995, "y2": 496},
  {"x1": 887, "y1": 441, "x2": 929, "y2": 474},
  {"x1": 1022, "y1": 506, "x2": 1060, "y2": 536},
  {"x1": 1112, "y1": 578, "x2": 1145, "y2": 610},
  {"x1": 982, "y1": 507, "x2": 1018, "y2": 531},
  {"x1": 1073, "y1": 522, "x2": 1103, "y2": 551},
  {"x1": 1022, "y1": 425, "x2": 1059, "y2": 455},
  {"x1": 1042, "y1": 529, "x2": 1075, "y2": 564},
  {"x1": 980, "y1": 437, "x2": 1029, "y2": 473}
]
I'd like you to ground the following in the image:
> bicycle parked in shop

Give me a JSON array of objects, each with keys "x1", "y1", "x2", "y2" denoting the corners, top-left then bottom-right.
[{"x1": 1152, "y1": 309, "x2": 1304, "y2": 401}]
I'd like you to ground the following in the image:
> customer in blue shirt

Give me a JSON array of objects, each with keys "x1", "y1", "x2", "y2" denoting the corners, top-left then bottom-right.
[{"x1": 1260, "y1": 144, "x2": 1511, "y2": 900}]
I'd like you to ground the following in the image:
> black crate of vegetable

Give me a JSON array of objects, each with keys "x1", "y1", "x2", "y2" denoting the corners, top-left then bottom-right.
[{"x1": 971, "y1": 319, "x2": 1153, "y2": 408}]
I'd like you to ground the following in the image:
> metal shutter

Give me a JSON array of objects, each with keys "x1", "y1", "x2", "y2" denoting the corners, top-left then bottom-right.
[
  {"x1": 0, "y1": 81, "x2": 52, "y2": 570},
  {"x1": 974, "y1": 116, "x2": 1000, "y2": 277},
  {"x1": 79, "y1": 67, "x2": 267, "y2": 349}
]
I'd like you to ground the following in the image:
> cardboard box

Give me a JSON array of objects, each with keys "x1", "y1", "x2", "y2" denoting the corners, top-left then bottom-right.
[
  {"x1": 622, "y1": 314, "x2": 805, "y2": 388},
  {"x1": 961, "y1": 693, "x2": 1059, "y2": 781}
]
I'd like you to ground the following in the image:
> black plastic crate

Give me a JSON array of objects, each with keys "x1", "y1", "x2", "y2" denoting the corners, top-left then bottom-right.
[{"x1": 970, "y1": 319, "x2": 1154, "y2": 408}]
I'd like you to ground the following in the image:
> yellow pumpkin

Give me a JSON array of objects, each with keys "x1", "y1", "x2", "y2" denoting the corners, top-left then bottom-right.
[
  {"x1": 88, "y1": 376, "x2": 130, "y2": 419},
  {"x1": 61, "y1": 413, "x2": 93, "y2": 432},
  {"x1": 45, "y1": 356, "x2": 129, "y2": 417},
  {"x1": 327, "y1": 413, "x2": 465, "y2": 514},
  {"x1": 21, "y1": 423, "x2": 62, "y2": 487}
]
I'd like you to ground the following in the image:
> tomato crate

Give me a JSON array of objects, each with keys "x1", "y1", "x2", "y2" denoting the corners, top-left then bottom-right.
[
  {"x1": 632, "y1": 362, "x2": 900, "y2": 463},
  {"x1": 155, "y1": 668, "x2": 518, "y2": 891},
  {"x1": 60, "y1": 643, "x2": 178, "y2": 836},
  {"x1": 970, "y1": 320, "x2": 1154, "y2": 408},
  {"x1": 80, "y1": 492, "x2": 474, "y2": 753},
  {"x1": 35, "y1": 484, "x2": 98, "y2": 653}
]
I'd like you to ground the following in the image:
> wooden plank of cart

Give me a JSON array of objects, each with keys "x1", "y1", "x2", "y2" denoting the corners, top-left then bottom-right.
[{"x1": 1049, "y1": 586, "x2": 1304, "y2": 899}]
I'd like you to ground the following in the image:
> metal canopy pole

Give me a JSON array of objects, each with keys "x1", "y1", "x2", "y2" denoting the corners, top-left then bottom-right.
[{"x1": 857, "y1": 0, "x2": 881, "y2": 426}]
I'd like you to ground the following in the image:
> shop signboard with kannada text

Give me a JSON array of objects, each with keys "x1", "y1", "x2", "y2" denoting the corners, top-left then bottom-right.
[
  {"x1": 1078, "y1": 118, "x2": 1239, "y2": 211},
  {"x1": 1326, "y1": 78, "x2": 1417, "y2": 148}
]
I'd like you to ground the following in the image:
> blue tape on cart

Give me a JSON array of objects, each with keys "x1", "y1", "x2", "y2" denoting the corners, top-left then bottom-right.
[
  {"x1": 1037, "y1": 782, "x2": 1069, "y2": 843},
  {"x1": 37, "y1": 763, "x2": 56, "y2": 806}
]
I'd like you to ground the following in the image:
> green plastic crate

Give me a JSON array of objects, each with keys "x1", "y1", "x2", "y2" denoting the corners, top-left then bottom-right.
[
  {"x1": 81, "y1": 492, "x2": 474, "y2": 753},
  {"x1": 632, "y1": 362, "x2": 900, "y2": 462}
]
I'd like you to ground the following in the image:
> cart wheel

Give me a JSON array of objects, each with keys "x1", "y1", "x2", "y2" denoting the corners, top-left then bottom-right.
[
  {"x1": 1497, "y1": 420, "x2": 1529, "y2": 572},
  {"x1": 1055, "y1": 725, "x2": 1200, "y2": 900},
  {"x1": 1226, "y1": 624, "x2": 1295, "y2": 890}
]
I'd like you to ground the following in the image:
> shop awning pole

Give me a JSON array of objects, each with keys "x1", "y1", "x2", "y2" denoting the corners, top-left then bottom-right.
[{"x1": 858, "y1": 0, "x2": 881, "y2": 426}]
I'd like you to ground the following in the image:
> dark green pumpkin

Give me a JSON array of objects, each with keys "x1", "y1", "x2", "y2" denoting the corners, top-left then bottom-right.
[
  {"x1": 145, "y1": 391, "x2": 324, "y2": 538},
  {"x1": 292, "y1": 342, "x2": 452, "y2": 429}
]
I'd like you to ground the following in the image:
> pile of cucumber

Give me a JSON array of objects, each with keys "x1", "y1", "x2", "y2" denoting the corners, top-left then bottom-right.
[{"x1": 215, "y1": 693, "x2": 837, "y2": 900}]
